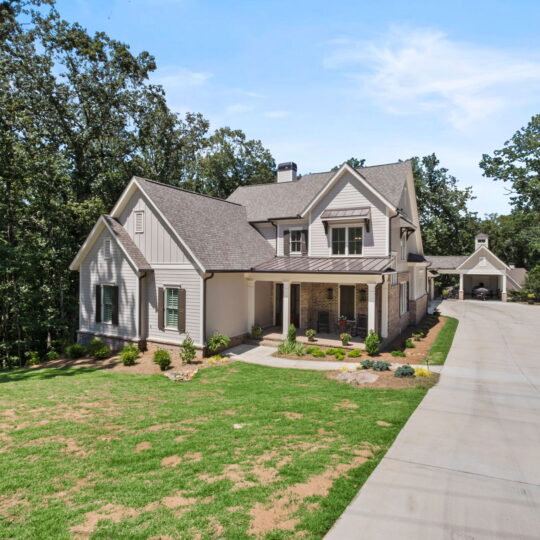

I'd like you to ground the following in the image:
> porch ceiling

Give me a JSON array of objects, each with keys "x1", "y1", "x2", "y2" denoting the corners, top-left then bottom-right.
[{"x1": 251, "y1": 256, "x2": 393, "y2": 274}]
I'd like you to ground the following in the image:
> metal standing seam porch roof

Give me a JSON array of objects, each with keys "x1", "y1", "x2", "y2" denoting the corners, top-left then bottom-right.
[{"x1": 252, "y1": 256, "x2": 393, "y2": 274}]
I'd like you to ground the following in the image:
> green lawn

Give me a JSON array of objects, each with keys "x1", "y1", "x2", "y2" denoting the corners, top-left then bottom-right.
[
  {"x1": 0, "y1": 363, "x2": 428, "y2": 539},
  {"x1": 429, "y1": 316, "x2": 459, "y2": 365}
]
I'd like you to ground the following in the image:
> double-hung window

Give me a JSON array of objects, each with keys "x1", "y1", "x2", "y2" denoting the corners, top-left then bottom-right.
[
  {"x1": 290, "y1": 230, "x2": 302, "y2": 253},
  {"x1": 331, "y1": 226, "x2": 362, "y2": 255},
  {"x1": 399, "y1": 282, "x2": 409, "y2": 315},
  {"x1": 400, "y1": 234, "x2": 407, "y2": 260},
  {"x1": 102, "y1": 285, "x2": 114, "y2": 323},
  {"x1": 165, "y1": 288, "x2": 179, "y2": 328}
]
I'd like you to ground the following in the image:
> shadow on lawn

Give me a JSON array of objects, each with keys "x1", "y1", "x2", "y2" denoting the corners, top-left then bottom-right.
[{"x1": 0, "y1": 365, "x2": 103, "y2": 383}]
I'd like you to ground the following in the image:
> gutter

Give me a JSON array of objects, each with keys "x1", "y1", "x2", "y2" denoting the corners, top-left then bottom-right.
[{"x1": 202, "y1": 272, "x2": 215, "y2": 346}]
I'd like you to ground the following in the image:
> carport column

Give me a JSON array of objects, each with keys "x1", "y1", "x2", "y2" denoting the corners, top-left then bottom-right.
[
  {"x1": 367, "y1": 283, "x2": 376, "y2": 333},
  {"x1": 459, "y1": 273, "x2": 464, "y2": 300},
  {"x1": 429, "y1": 278, "x2": 435, "y2": 300},
  {"x1": 247, "y1": 279, "x2": 256, "y2": 333},
  {"x1": 501, "y1": 274, "x2": 507, "y2": 302},
  {"x1": 380, "y1": 279, "x2": 389, "y2": 339},
  {"x1": 282, "y1": 281, "x2": 291, "y2": 337}
]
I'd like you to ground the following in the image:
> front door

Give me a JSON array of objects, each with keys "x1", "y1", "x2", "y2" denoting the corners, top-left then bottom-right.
[
  {"x1": 339, "y1": 285, "x2": 355, "y2": 320},
  {"x1": 290, "y1": 284, "x2": 300, "y2": 328}
]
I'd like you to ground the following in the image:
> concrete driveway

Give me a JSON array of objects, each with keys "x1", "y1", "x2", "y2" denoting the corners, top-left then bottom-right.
[{"x1": 326, "y1": 300, "x2": 540, "y2": 540}]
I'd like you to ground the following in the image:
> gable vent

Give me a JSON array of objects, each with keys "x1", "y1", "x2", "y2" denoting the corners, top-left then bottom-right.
[{"x1": 135, "y1": 211, "x2": 144, "y2": 233}]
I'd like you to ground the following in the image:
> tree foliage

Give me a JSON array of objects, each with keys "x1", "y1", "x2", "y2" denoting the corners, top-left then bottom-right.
[
  {"x1": 0, "y1": 0, "x2": 275, "y2": 365},
  {"x1": 410, "y1": 154, "x2": 478, "y2": 255},
  {"x1": 332, "y1": 157, "x2": 366, "y2": 171}
]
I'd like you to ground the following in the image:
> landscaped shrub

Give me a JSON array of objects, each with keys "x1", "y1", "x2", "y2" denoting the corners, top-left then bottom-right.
[
  {"x1": 305, "y1": 329, "x2": 316, "y2": 341},
  {"x1": 403, "y1": 338, "x2": 415, "y2": 348},
  {"x1": 305, "y1": 346, "x2": 319, "y2": 355},
  {"x1": 250, "y1": 324, "x2": 262, "y2": 340},
  {"x1": 153, "y1": 349, "x2": 171, "y2": 371},
  {"x1": 412, "y1": 332, "x2": 424, "y2": 341},
  {"x1": 25, "y1": 351, "x2": 40, "y2": 366},
  {"x1": 207, "y1": 333, "x2": 231, "y2": 354},
  {"x1": 180, "y1": 335, "x2": 197, "y2": 364},
  {"x1": 340, "y1": 332, "x2": 351, "y2": 345},
  {"x1": 373, "y1": 360, "x2": 390, "y2": 371},
  {"x1": 46, "y1": 350, "x2": 59, "y2": 361},
  {"x1": 394, "y1": 364, "x2": 415, "y2": 378},
  {"x1": 335, "y1": 352, "x2": 345, "y2": 361},
  {"x1": 93, "y1": 344, "x2": 111, "y2": 360},
  {"x1": 414, "y1": 367, "x2": 430, "y2": 377},
  {"x1": 278, "y1": 341, "x2": 305, "y2": 356},
  {"x1": 86, "y1": 338, "x2": 105, "y2": 357},
  {"x1": 360, "y1": 359, "x2": 374, "y2": 369},
  {"x1": 120, "y1": 344, "x2": 140, "y2": 366},
  {"x1": 347, "y1": 349, "x2": 362, "y2": 358},
  {"x1": 312, "y1": 349, "x2": 326, "y2": 358},
  {"x1": 365, "y1": 330, "x2": 381, "y2": 356},
  {"x1": 326, "y1": 348, "x2": 346, "y2": 357},
  {"x1": 287, "y1": 324, "x2": 297, "y2": 343},
  {"x1": 391, "y1": 350, "x2": 406, "y2": 357},
  {"x1": 66, "y1": 343, "x2": 86, "y2": 359}
]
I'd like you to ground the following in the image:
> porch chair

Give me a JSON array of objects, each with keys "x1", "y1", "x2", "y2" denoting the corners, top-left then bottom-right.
[
  {"x1": 316, "y1": 311, "x2": 330, "y2": 333},
  {"x1": 355, "y1": 314, "x2": 367, "y2": 338}
]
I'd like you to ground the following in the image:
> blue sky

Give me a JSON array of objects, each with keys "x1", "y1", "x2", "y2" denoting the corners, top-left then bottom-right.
[{"x1": 57, "y1": 0, "x2": 540, "y2": 215}]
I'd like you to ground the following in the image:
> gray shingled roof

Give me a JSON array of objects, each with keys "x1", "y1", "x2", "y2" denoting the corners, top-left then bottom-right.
[
  {"x1": 135, "y1": 177, "x2": 275, "y2": 271},
  {"x1": 253, "y1": 256, "x2": 393, "y2": 274},
  {"x1": 102, "y1": 215, "x2": 152, "y2": 271},
  {"x1": 508, "y1": 268, "x2": 527, "y2": 287},
  {"x1": 227, "y1": 162, "x2": 411, "y2": 221},
  {"x1": 425, "y1": 255, "x2": 469, "y2": 269}
]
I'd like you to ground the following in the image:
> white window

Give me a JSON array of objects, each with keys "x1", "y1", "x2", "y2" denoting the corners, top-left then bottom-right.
[
  {"x1": 400, "y1": 234, "x2": 407, "y2": 260},
  {"x1": 290, "y1": 230, "x2": 302, "y2": 253},
  {"x1": 331, "y1": 226, "x2": 363, "y2": 256},
  {"x1": 102, "y1": 285, "x2": 114, "y2": 323},
  {"x1": 399, "y1": 282, "x2": 409, "y2": 315},
  {"x1": 165, "y1": 288, "x2": 179, "y2": 328},
  {"x1": 104, "y1": 238, "x2": 111, "y2": 259},
  {"x1": 135, "y1": 211, "x2": 144, "y2": 233}
]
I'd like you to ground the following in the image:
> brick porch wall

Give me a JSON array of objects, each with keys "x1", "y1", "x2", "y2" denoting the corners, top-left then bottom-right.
[
  {"x1": 409, "y1": 293, "x2": 428, "y2": 326},
  {"x1": 387, "y1": 273, "x2": 410, "y2": 342}
]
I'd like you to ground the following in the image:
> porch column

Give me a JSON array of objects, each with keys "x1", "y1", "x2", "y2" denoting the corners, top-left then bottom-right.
[
  {"x1": 367, "y1": 283, "x2": 376, "y2": 333},
  {"x1": 501, "y1": 274, "x2": 507, "y2": 302},
  {"x1": 381, "y1": 279, "x2": 389, "y2": 339},
  {"x1": 247, "y1": 279, "x2": 255, "y2": 333},
  {"x1": 282, "y1": 281, "x2": 291, "y2": 337},
  {"x1": 430, "y1": 277, "x2": 435, "y2": 300},
  {"x1": 459, "y1": 273, "x2": 464, "y2": 300}
]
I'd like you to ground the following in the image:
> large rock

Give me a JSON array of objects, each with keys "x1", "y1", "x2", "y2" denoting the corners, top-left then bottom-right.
[{"x1": 336, "y1": 370, "x2": 379, "y2": 385}]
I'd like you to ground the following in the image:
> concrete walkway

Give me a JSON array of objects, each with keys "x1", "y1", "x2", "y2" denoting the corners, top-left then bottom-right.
[
  {"x1": 225, "y1": 343, "x2": 442, "y2": 373},
  {"x1": 326, "y1": 300, "x2": 540, "y2": 540}
]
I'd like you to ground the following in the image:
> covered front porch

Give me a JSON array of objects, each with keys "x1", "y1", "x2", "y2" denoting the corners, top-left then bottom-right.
[{"x1": 245, "y1": 272, "x2": 390, "y2": 342}]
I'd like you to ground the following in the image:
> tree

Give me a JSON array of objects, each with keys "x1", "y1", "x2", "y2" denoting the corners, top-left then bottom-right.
[
  {"x1": 410, "y1": 154, "x2": 478, "y2": 255},
  {"x1": 480, "y1": 114, "x2": 540, "y2": 213},
  {"x1": 332, "y1": 157, "x2": 366, "y2": 171}
]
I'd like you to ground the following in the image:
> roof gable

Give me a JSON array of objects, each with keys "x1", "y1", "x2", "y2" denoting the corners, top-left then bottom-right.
[{"x1": 457, "y1": 245, "x2": 509, "y2": 271}]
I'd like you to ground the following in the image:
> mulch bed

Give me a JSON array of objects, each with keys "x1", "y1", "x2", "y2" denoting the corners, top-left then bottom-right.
[{"x1": 327, "y1": 369, "x2": 440, "y2": 389}]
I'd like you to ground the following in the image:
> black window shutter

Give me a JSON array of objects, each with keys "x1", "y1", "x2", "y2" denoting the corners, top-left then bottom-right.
[
  {"x1": 178, "y1": 288, "x2": 186, "y2": 333},
  {"x1": 111, "y1": 286, "x2": 119, "y2": 326},
  {"x1": 283, "y1": 230, "x2": 290, "y2": 255},
  {"x1": 95, "y1": 285, "x2": 101, "y2": 323},
  {"x1": 301, "y1": 230, "x2": 308, "y2": 255},
  {"x1": 158, "y1": 287, "x2": 164, "y2": 330}
]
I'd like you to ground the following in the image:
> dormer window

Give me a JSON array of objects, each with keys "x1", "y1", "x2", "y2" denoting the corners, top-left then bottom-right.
[
  {"x1": 135, "y1": 211, "x2": 144, "y2": 234},
  {"x1": 104, "y1": 238, "x2": 112, "y2": 259},
  {"x1": 290, "y1": 230, "x2": 302, "y2": 253}
]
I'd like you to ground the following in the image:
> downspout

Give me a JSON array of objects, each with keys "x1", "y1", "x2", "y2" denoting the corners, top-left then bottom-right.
[
  {"x1": 138, "y1": 272, "x2": 147, "y2": 350},
  {"x1": 203, "y1": 272, "x2": 215, "y2": 348}
]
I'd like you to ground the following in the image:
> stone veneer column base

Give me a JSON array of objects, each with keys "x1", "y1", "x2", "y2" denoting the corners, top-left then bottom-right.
[
  {"x1": 501, "y1": 292, "x2": 507, "y2": 302},
  {"x1": 458, "y1": 290, "x2": 464, "y2": 300}
]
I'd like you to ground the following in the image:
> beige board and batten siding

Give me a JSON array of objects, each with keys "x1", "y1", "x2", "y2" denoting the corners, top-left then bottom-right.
[
  {"x1": 206, "y1": 273, "x2": 248, "y2": 339},
  {"x1": 309, "y1": 172, "x2": 389, "y2": 257},
  {"x1": 79, "y1": 227, "x2": 138, "y2": 339},
  {"x1": 146, "y1": 268, "x2": 203, "y2": 346},
  {"x1": 118, "y1": 190, "x2": 191, "y2": 264}
]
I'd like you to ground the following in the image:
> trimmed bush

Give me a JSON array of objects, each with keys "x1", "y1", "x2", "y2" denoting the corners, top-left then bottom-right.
[
  {"x1": 414, "y1": 367, "x2": 430, "y2": 377},
  {"x1": 180, "y1": 335, "x2": 197, "y2": 364},
  {"x1": 66, "y1": 343, "x2": 86, "y2": 359},
  {"x1": 326, "y1": 348, "x2": 346, "y2": 357},
  {"x1": 373, "y1": 360, "x2": 390, "y2": 371},
  {"x1": 93, "y1": 344, "x2": 111, "y2": 360},
  {"x1": 365, "y1": 330, "x2": 381, "y2": 356},
  {"x1": 403, "y1": 338, "x2": 415, "y2": 348},
  {"x1": 305, "y1": 329, "x2": 316, "y2": 341},
  {"x1": 287, "y1": 324, "x2": 297, "y2": 343},
  {"x1": 250, "y1": 324, "x2": 262, "y2": 340},
  {"x1": 347, "y1": 348, "x2": 362, "y2": 358},
  {"x1": 391, "y1": 350, "x2": 406, "y2": 357},
  {"x1": 305, "y1": 346, "x2": 318, "y2": 355},
  {"x1": 153, "y1": 349, "x2": 171, "y2": 371},
  {"x1": 335, "y1": 352, "x2": 345, "y2": 361},
  {"x1": 46, "y1": 350, "x2": 59, "y2": 361},
  {"x1": 120, "y1": 344, "x2": 140, "y2": 366},
  {"x1": 360, "y1": 359, "x2": 374, "y2": 369},
  {"x1": 312, "y1": 349, "x2": 326, "y2": 358},
  {"x1": 207, "y1": 333, "x2": 231, "y2": 354},
  {"x1": 394, "y1": 364, "x2": 415, "y2": 378},
  {"x1": 86, "y1": 338, "x2": 105, "y2": 357},
  {"x1": 412, "y1": 332, "x2": 424, "y2": 341}
]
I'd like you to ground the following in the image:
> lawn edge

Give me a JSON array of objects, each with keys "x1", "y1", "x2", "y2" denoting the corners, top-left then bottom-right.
[{"x1": 428, "y1": 316, "x2": 459, "y2": 365}]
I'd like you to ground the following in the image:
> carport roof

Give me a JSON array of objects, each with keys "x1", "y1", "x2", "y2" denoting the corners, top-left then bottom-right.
[{"x1": 425, "y1": 255, "x2": 468, "y2": 270}]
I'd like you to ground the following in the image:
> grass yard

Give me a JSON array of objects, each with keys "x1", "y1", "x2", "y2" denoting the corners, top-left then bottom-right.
[
  {"x1": 0, "y1": 362, "x2": 429, "y2": 539},
  {"x1": 428, "y1": 316, "x2": 459, "y2": 365}
]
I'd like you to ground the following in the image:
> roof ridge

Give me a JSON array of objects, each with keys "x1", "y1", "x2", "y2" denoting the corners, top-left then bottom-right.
[
  {"x1": 134, "y1": 176, "x2": 243, "y2": 207},
  {"x1": 229, "y1": 171, "x2": 333, "y2": 191},
  {"x1": 356, "y1": 160, "x2": 410, "y2": 170}
]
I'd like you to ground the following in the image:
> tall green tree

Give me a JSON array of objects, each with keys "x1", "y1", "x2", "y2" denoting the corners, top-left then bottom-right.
[
  {"x1": 410, "y1": 154, "x2": 478, "y2": 255},
  {"x1": 332, "y1": 157, "x2": 366, "y2": 170}
]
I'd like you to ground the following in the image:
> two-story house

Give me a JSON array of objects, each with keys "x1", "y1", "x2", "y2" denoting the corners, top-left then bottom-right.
[{"x1": 70, "y1": 160, "x2": 429, "y2": 353}]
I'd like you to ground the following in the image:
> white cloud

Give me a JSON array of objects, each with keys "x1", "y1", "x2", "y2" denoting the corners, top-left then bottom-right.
[
  {"x1": 262, "y1": 110, "x2": 289, "y2": 119},
  {"x1": 153, "y1": 66, "x2": 212, "y2": 89},
  {"x1": 324, "y1": 27, "x2": 540, "y2": 128},
  {"x1": 225, "y1": 103, "x2": 255, "y2": 114}
]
